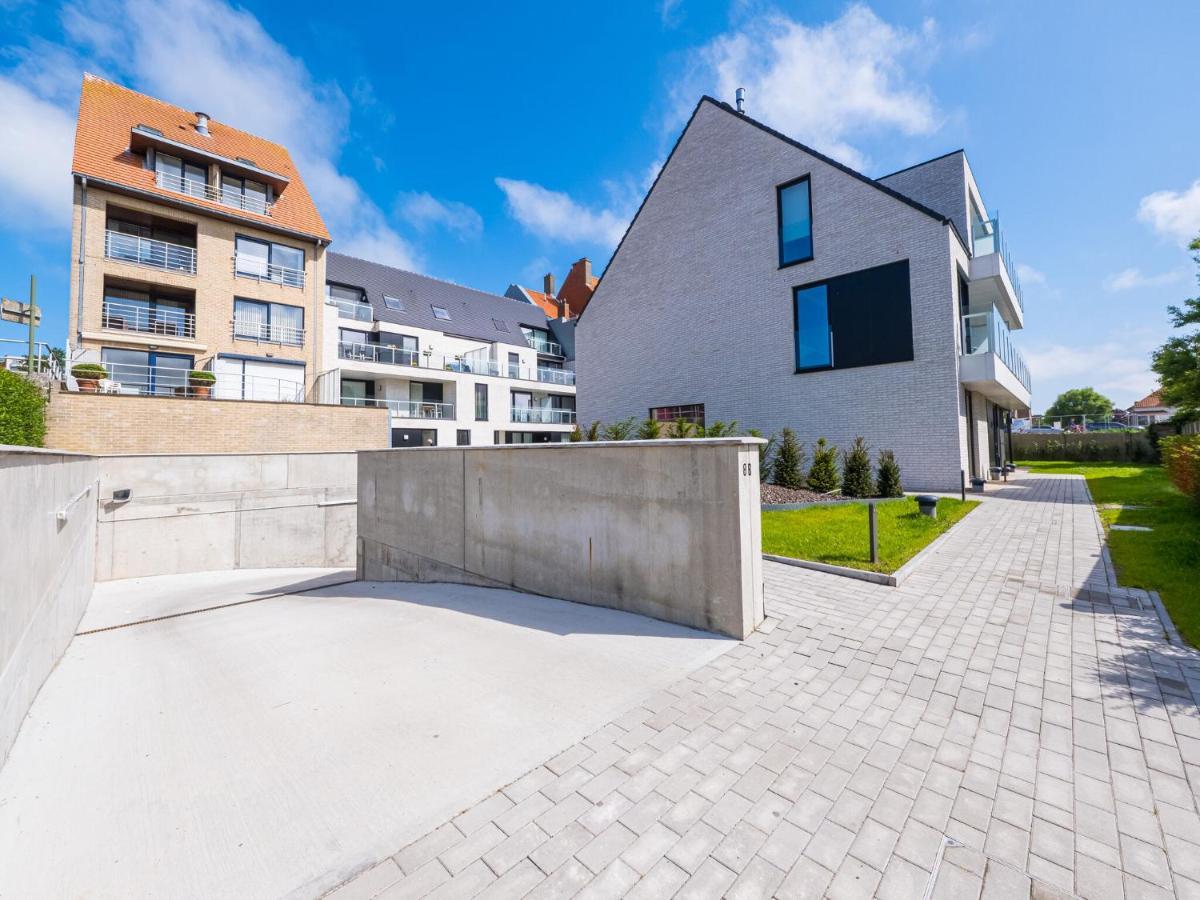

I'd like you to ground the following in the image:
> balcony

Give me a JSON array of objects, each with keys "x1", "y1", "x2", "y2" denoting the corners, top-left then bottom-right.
[
  {"x1": 232, "y1": 317, "x2": 305, "y2": 347},
  {"x1": 155, "y1": 170, "x2": 273, "y2": 217},
  {"x1": 329, "y1": 299, "x2": 374, "y2": 322},
  {"x1": 969, "y1": 216, "x2": 1024, "y2": 328},
  {"x1": 102, "y1": 301, "x2": 196, "y2": 340},
  {"x1": 337, "y1": 342, "x2": 576, "y2": 388},
  {"x1": 536, "y1": 367, "x2": 576, "y2": 386},
  {"x1": 341, "y1": 395, "x2": 454, "y2": 420},
  {"x1": 960, "y1": 309, "x2": 1032, "y2": 409},
  {"x1": 104, "y1": 230, "x2": 197, "y2": 275},
  {"x1": 234, "y1": 254, "x2": 305, "y2": 290},
  {"x1": 338, "y1": 341, "x2": 419, "y2": 367},
  {"x1": 525, "y1": 335, "x2": 563, "y2": 356},
  {"x1": 72, "y1": 361, "x2": 304, "y2": 402},
  {"x1": 511, "y1": 407, "x2": 577, "y2": 425}
]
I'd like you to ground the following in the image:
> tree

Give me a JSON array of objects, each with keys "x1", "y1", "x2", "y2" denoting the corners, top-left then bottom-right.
[
  {"x1": 747, "y1": 429, "x2": 776, "y2": 483},
  {"x1": 771, "y1": 428, "x2": 805, "y2": 488},
  {"x1": 1044, "y1": 387, "x2": 1114, "y2": 419},
  {"x1": 876, "y1": 450, "x2": 903, "y2": 497},
  {"x1": 841, "y1": 437, "x2": 873, "y2": 498},
  {"x1": 807, "y1": 438, "x2": 840, "y2": 493},
  {"x1": 636, "y1": 417, "x2": 663, "y2": 440},
  {"x1": 1152, "y1": 236, "x2": 1200, "y2": 420}
]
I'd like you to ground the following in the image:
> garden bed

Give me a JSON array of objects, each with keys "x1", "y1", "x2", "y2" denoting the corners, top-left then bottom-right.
[
  {"x1": 760, "y1": 484, "x2": 846, "y2": 505},
  {"x1": 761, "y1": 497, "x2": 979, "y2": 577}
]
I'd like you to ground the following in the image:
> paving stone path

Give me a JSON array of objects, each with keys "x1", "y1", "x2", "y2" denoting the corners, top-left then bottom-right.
[{"x1": 326, "y1": 474, "x2": 1200, "y2": 900}]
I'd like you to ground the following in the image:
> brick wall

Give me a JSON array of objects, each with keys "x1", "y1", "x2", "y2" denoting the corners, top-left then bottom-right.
[{"x1": 45, "y1": 390, "x2": 388, "y2": 454}]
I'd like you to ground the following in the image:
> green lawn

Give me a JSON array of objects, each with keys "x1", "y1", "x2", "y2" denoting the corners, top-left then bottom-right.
[
  {"x1": 1018, "y1": 460, "x2": 1200, "y2": 646},
  {"x1": 762, "y1": 498, "x2": 978, "y2": 574}
]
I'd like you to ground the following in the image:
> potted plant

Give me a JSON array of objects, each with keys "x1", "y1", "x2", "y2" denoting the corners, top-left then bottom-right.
[
  {"x1": 70, "y1": 363, "x2": 108, "y2": 393},
  {"x1": 187, "y1": 369, "x2": 216, "y2": 398}
]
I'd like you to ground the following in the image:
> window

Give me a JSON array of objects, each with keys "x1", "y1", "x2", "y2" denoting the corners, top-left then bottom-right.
[
  {"x1": 233, "y1": 298, "x2": 305, "y2": 346},
  {"x1": 155, "y1": 153, "x2": 207, "y2": 197},
  {"x1": 792, "y1": 259, "x2": 914, "y2": 374},
  {"x1": 507, "y1": 352, "x2": 521, "y2": 379},
  {"x1": 100, "y1": 348, "x2": 193, "y2": 395},
  {"x1": 492, "y1": 318, "x2": 510, "y2": 333},
  {"x1": 383, "y1": 295, "x2": 404, "y2": 310},
  {"x1": 221, "y1": 173, "x2": 269, "y2": 214},
  {"x1": 102, "y1": 286, "x2": 192, "y2": 337},
  {"x1": 793, "y1": 285, "x2": 831, "y2": 370},
  {"x1": 431, "y1": 305, "x2": 451, "y2": 321},
  {"x1": 341, "y1": 379, "x2": 373, "y2": 406},
  {"x1": 777, "y1": 176, "x2": 813, "y2": 267},
  {"x1": 650, "y1": 404, "x2": 705, "y2": 426},
  {"x1": 235, "y1": 236, "x2": 305, "y2": 287},
  {"x1": 475, "y1": 383, "x2": 488, "y2": 421},
  {"x1": 327, "y1": 284, "x2": 365, "y2": 305},
  {"x1": 457, "y1": 430, "x2": 470, "y2": 446}
]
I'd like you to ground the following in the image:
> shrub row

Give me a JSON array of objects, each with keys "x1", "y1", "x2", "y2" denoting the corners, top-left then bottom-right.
[
  {"x1": 770, "y1": 430, "x2": 902, "y2": 498},
  {"x1": 1161, "y1": 435, "x2": 1200, "y2": 504},
  {"x1": 1012, "y1": 433, "x2": 1156, "y2": 463}
]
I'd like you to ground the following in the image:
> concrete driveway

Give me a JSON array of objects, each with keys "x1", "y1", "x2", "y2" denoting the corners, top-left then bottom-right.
[{"x1": 0, "y1": 571, "x2": 733, "y2": 899}]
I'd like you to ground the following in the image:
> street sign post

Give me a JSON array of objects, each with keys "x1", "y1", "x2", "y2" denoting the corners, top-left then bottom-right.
[{"x1": 1, "y1": 276, "x2": 40, "y2": 372}]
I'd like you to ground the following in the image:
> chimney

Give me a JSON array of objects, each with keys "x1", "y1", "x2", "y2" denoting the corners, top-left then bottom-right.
[
  {"x1": 735, "y1": 88, "x2": 746, "y2": 114},
  {"x1": 561, "y1": 300, "x2": 571, "y2": 320},
  {"x1": 195, "y1": 111, "x2": 210, "y2": 136},
  {"x1": 577, "y1": 257, "x2": 592, "y2": 283},
  {"x1": 543, "y1": 272, "x2": 556, "y2": 297}
]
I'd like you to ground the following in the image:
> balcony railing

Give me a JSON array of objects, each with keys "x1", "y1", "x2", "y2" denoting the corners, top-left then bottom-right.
[
  {"x1": 0, "y1": 339, "x2": 62, "y2": 379},
  {"x1": 232, "y1": 317, "x2": 305, "y2": 346},
  {"x1": 72, "y1": 361, "x2": 304, "y2": 402},
  {"x1": 525, "y1": 335, "x2": 563, "y2": 356},
  {"x1": 338, "y1": 341, "x2": 419, "y2": 366},
  {"x1": 233, "y1": 254, "x2": 305, "y2": 289},
  {"x1": 340, "y1": 395, "x2": 454, "y2": 419},
  {"x1": 102, "y1": 301, "x2": 196, "y2": 339},
  {"x1": 962, "y1": 308, "x2": 1031, "y2": 391},
  {"x1": 971, "y1": 215, "x2": 1023, "y2": 312},
  {"x1": 511, "y1": 407, "x2": 577, "y2": 425},
  {"x1": 104, "y1": 230, "x2": 197, "y2": 274},
  {"x1": 154, "y1": 170, "x2": 273, "y2": 217},
  {"x1": 329, "y1": 299, "x2": 374, "y2": 322},
  {"x1": 536, "y1": 367, "x2": 576, "y2": 386},
  {"x1": 336, "y1": 341, "x2": 577, "y2": 387}
]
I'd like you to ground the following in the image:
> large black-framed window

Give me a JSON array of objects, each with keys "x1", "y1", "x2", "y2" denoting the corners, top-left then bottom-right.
[
  {"x1": 475, "y1": 383, "x2": 488, "y2": 421},
  {"x1": 777, "y1": 175, "x2": 814, "y2": 267},
  {"x1": 234, "y1": 235, "x2": 305, "y2": 287},
  {"x1": 233, "y1": 297, "x2": 305, "y2": 346},
  {"x1": 792, "y1": 259, "x2": 914, "y2": 373}
]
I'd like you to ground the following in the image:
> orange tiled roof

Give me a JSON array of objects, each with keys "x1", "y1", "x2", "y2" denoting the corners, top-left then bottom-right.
[
  {"x1": 1131, "y1": 392, "x2": 1164, "y2": 409},
  {"x1": 518, "y1": 286, "x2": 561, "y2": 318},
  {"x1": 72, "y1": 73, "x2": 330, "y2": 241}
]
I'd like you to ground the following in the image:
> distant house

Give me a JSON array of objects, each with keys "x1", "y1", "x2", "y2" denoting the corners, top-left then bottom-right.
[
  {"x1": 505, "y1": 258, "x2": 598, "y2": 320},
  {"x1": 1127, "y1": 391, "x2": 1175, "y2": 427}
]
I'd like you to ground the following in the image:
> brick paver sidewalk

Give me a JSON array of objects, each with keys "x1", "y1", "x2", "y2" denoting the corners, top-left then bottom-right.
[{"x1": 327, "y1": 474, "x2": 1200, "y2": 900}]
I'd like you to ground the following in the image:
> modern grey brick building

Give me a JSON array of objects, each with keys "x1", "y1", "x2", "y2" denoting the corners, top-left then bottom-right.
[{"x1": 575, "y1": 96, "x2": 1030, "y2": 491}]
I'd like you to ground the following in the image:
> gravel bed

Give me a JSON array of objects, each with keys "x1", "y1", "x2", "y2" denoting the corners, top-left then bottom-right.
[{"x1": 760, "y1": 484, "x2": 845, "y2": 505}]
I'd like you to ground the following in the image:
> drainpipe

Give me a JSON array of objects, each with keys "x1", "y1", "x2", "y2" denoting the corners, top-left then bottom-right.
[{"x1": 75, "y1": 176, "x2": 88, "y2": 349}]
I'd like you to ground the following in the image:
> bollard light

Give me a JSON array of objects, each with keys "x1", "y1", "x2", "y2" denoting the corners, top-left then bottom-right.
[{"x1": 916, "y1": 494, "x2": 939, "y2": 518}]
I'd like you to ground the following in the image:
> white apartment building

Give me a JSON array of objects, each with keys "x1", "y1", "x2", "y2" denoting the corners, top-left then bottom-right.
[{"x1": 318, "y1": 253, "x2": 577, "y2": 447}]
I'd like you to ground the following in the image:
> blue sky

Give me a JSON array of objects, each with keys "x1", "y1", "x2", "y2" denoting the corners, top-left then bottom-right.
[{"x1": 1, "y1": 0, "x2": 1198, "y2": 409}]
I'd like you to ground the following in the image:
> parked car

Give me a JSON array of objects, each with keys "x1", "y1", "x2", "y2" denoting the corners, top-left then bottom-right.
[
  {"x1": 1086, "y1": 421, "x2": 1133, "y2": 432},
  {"x1": 1024, "y1": 425, "x2": 1062, "y2": 434}
]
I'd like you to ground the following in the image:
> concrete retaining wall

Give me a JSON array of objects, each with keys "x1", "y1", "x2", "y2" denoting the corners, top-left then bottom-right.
[
  {"x1": 357, "y1": 439, "x2": 765, "y2": 639},
  {"x1": 0, "y1": 447, "x2": 97, "y2": 767},
  {"x1": 96, "y1": 452, "x2": 357, "y2": 580}
]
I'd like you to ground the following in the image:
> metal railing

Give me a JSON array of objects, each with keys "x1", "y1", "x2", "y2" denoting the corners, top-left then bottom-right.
[
  {"x1": 962, "y1": 308, "x2": 1031, "y2": 391},
  {"x1": 511, "y1": 407, "x2": 576, "y2": 425},
  {"x1": 340, "y1": 395, "x2": 454, "y2": 419},
  {"x1": 155, "y1": 170, "x2": 273, "y2": 216},
  {"x1": 338, "y1": 341, "x2": 577, "y2": 386},
  {"x1": 104, "y1": 230, "x2": 197, "y2": 274},
  {"x1": 329, "y1": 299, "x2": 374, "y2": 322},
  {"x1": 102, "y1": 301, "x2": 196, "y2": 339},
  {"x1": 525, "y1": 335, "x2": 563, "y2": 356},
  {"x1": 71, "y1": 361, "x2": 304, "y2": 402},
  {"x1": 971, "y1": 215, "x2": 1024, "y2": 312},
  {"x1": 233, "y1": 254, "x2": 305, "y2": 289},
  {"x1": 232, "y1": 317, "x2": 305, "y2": 346},
  {"x1": 0, "y1": 339, "x2": 62, "y2": 379}
]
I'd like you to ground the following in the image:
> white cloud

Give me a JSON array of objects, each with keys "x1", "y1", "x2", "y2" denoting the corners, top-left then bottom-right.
[
  {"x1": 671, "y1": 4, "x2": 939, "y2": 170},
  {"x1": 1103, "y1": 267, "x2": 1186, "y2": 292},
  {"x1": 2, "y1": 0, "x2": 427, "y2": 269},
  {"x1": 496, "y1": 177, "x2": 629, "y2": 247},
  {"x1": 396, "y1": 192, "x2": 483, "y2": 240},
  {"x1": 1016, "y1": 263, "x2": 1046, "y2": 287},
  {"x1": 0, "y1": 77, "x2": 76, "y2": 227},
  {"x1": 1025, "y1": 336, "x2": 1160, "y2": 409},
  {"x1": 659, "y1": 0, "x2": 683, "y2": 27},
  {"x1": 1138, "y1": 180, "x2": 1200, "y2": 244}
]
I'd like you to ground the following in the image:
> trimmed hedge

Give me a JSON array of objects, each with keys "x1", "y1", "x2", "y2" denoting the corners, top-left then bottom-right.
[
  {"x1": 0, "y1": 368, "x2": 46, "y2": 447},
  {"x1": 1013, "y1": 432, "x2": 1156, "y2": 463},
  {"x1": 1161, "y1": 435, "x2": 1200, "y2": 504}
]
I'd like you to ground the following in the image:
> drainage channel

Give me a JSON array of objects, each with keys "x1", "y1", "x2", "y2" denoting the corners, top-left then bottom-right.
[{"x1": 76, "y1": 576, "x2": 358, "y2": 636}]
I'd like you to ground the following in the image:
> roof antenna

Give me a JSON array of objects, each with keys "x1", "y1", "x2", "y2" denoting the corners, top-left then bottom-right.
[{"x1": 735, "y1": 88, "x2": 746, "y2": 114}]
